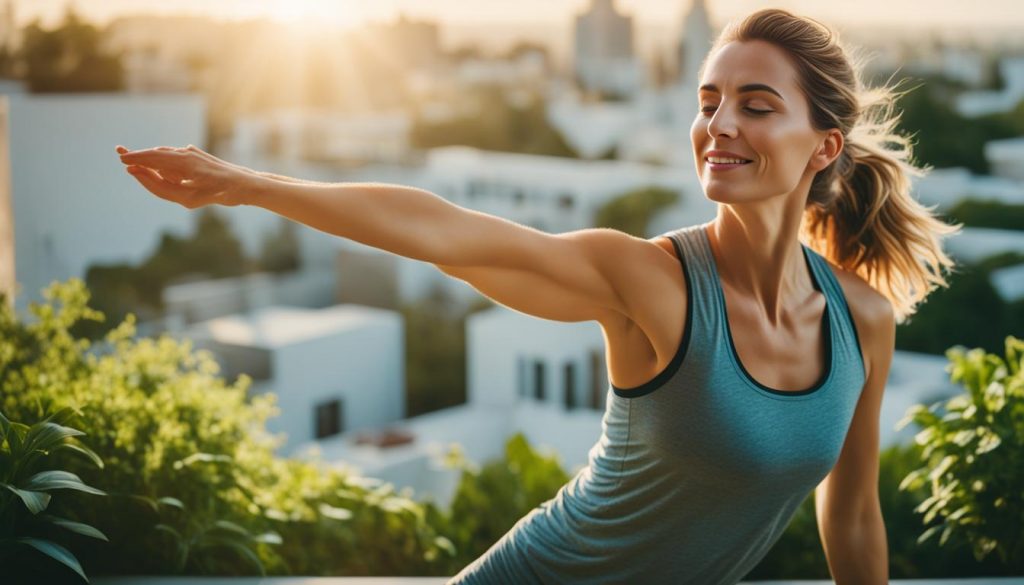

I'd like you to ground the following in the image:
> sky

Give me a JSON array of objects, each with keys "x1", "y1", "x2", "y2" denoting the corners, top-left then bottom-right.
[{"x1": 11, "y1": 0, "x2": 1024, "y2": 31}]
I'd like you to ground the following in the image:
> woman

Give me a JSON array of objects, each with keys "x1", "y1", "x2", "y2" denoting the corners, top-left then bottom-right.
[{"x1": 117, "y1": 8, "x2": 959, "y2": 584}]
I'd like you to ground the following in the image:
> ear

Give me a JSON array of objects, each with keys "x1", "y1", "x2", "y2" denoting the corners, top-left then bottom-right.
[{"x1": 810, "y1": 129, "x2": 844, "y2": 172}]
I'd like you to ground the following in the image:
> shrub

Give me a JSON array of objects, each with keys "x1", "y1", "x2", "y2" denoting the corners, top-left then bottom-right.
[
  {"x1": 896, "y1": 336, "x2": 1024, "y2": 568},
  {"x1": 1, "y1": 279, "x2": 455, "y2": 576}
]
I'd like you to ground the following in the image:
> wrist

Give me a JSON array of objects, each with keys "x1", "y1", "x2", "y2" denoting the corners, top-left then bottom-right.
[{"x1": 233, "y1": 170, "x2": 278, "y2": 207}]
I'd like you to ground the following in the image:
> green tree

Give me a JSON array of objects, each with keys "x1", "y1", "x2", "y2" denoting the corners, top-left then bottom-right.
[
  {"x1": 944, "y1": 199, "x2": 1024, "y2": 231},
  {"x1": 19, "y1": 8, "x2": 123, "y2": 93},
  {"x1": 410, "y1": 86, "x2": 578, "y2": 158},
  {"x1": 73, "y1": 208, "x2": 254, "y2": 341},
  {"x1": 400, "y1": 283, "x2": 493, "y2": 417},
  {"x1": 258, "y1": 219, "x2": 302, "y2": 274},
  {"x1": 593, "y1": 186, "x2": 680, "y2": 238}
]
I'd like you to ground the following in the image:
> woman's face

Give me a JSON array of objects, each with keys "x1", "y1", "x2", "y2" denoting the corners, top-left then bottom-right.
[{"x1": 690, "y1": 39, "x2": 837, "y2": 206}]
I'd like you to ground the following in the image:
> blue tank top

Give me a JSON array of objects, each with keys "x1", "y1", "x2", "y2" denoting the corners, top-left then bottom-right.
[{"x1": 447, "y1": 223, "x2": 867, "y2": 584}]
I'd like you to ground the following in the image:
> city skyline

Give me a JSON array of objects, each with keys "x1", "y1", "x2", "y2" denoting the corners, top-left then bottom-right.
[{"x1": 12, "y1": 0, "x2": 1024, "y2": 32}]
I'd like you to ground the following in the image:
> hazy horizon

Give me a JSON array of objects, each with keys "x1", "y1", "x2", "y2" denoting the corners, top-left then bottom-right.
[{"x1": 13, "y1": 0, "x2": 1024, "y2": 32}]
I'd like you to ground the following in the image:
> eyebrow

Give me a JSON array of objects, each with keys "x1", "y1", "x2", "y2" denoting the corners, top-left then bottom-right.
[{"x1": 698, "y1": 83, "x2": 785, "y2": 101}]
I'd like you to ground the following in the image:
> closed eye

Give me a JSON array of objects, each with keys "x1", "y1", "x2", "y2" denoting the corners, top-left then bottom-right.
[{"x1": 700, "y1": 106, "x2": 772, "y2": 116}]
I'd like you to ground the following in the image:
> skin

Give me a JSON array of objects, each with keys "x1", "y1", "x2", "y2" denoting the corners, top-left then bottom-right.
[{"x1": 115, "y1": 39, "x2": 893, "y2": 581}]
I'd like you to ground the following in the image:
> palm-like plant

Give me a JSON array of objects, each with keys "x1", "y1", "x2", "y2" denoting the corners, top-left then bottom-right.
[{"x1": 0, "y1": 408, "x2": 108, "y2": 582}]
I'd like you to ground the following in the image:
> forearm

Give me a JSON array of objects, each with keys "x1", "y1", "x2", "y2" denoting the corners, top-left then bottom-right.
[
  {"x1": 820, "y1": 509, "x2": 889, "y2": 584},
  {"x1": 238, "y1": 174, "x2": 471, "y2": 264}
]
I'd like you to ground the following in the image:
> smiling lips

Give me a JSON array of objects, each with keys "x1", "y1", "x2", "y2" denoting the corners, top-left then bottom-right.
[{"x1": 704, "y1": 150, "x2": 752, "y2": 171}]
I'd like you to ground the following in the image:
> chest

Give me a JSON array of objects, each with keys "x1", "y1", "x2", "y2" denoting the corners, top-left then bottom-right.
[{"x1": 622, "y1": 357, "x2": 861, "y2": 490}]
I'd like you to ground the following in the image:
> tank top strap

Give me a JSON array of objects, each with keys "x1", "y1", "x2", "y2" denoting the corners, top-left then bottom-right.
[
  {"x1": 662, "y1": 223, "x2": 723, "y2": 335},
  {"x1": 801, "y1": 244, "x2": 867, "y2": 380}
]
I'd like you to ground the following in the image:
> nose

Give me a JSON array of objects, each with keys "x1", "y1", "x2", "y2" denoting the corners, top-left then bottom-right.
[{"x1": 706, "y1": 105, "x2": 738, "y2": 140}]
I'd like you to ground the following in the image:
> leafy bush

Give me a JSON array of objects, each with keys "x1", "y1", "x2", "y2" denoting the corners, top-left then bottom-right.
[
  {"x1": 429, "y1": 433, "x2": 570, "y2": 571},
  {"x1": 896, "y1": 336, "x2": 1024, "y2": 568},
  {"x1": 0, "y1": 408, "x2": 107, "y2": 583},
  {"x1": 1, "y1": 279, "x2": 455, "y2": 577}
]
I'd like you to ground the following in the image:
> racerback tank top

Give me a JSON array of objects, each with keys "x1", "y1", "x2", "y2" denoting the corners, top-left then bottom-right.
[{"x1": 447, "y1": 223, "x2": 867, "y2": 584}]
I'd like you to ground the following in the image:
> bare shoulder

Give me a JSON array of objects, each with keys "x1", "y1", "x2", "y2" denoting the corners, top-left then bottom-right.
[
  {"x1": 824, "y1": 260, "x2": 896, "y2": 380},
  {"x1": 580, "y1": 228, "x2": 686, "y2": 318}
]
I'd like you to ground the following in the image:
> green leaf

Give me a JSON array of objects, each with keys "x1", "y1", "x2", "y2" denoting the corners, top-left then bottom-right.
[
  {"x1": 22, "y1": 422, "x2": 85, "y2": 455},
  {"x1": 172, "y1": 452, "x2": 232, "y2": 470},
  {"x1": 157, "y1": 496, "x2": 184, "y2": 511},
  {"x1": 22, "y1": 470, "x2": 106, "y2": 496},
  {"x1": 39, "y1": 514, "x2": 109, "y2": 541},
  {"x1": 3, "y1": 483, "x2": 51, "y2": 514},
  {"x1": 52, "y1": 443, "x2": 104, "y2": 470},
  {"x1": 0, "y1": 410, "x2": 10, "y2": 442},
  {"x1": 252, "y1": 531, "x2": 282, "y2": 545},
  {"x1": 210, "y1": 520, "x2": 252, "y2": 538},
  {"x1": 17, "y1": 537, "x2": 88, "y2": 582},
  {"x1": 917, "y1": 524, "x2": 942, "y2": 545}
]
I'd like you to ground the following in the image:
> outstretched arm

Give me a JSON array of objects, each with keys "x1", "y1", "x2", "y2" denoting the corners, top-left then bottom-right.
[{"x1": 116, "y1": 144, "x2": 654, "y2": 325}]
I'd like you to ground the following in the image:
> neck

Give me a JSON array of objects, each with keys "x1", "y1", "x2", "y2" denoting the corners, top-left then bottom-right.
[{"x1": 705, "y1": 198, "x2": 815, "y2": 327}]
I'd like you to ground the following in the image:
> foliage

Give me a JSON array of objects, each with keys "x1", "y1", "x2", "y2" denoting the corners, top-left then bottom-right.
[
  {"x1": 896, "y1": 253, "x2": 1024, "y2": 356},
  {"x1": 410, "y1": 86, "x2": 578, "y2": 158},
  {"x1": 593, "y1": 186, "x2": 680, "y2": 238},
  {"x1": 944, "y1": 199, "x2": 1024, "y2": 232},
  {"x1": 0, "y1": 408, "x2": 108, "y2": 583},
  {"x1": 400, "y1": 283, "x2": 493, "y2": 417},
  {"x1": 18, "y1": 8, "x2": 123, "y2": 93},
  {"x1": 896, "y1": 336, "x2": 1024, "y2": 567},
  {"x1": 73, "y1": 208, "x2": 258, "y2": 341},
  {"x1": 1, "y1": 279, "x2": 455, "y2": 577},
  {"x1": 430, "y1": 433, "x2": 571, "y2": 571},
  {"x1": 258, "y1": 218, "x2": 303, "y2": 274},
  {"x1": 894, "y1": 79, "x2": 1023, "y2": 174}
]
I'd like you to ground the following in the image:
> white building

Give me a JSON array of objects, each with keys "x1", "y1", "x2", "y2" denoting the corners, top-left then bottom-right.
[
  {"x1": 301, "y1": 302, "x2": 964, "y2": 510},
  {"x1": 229, "y1": 108, "x2": 414, "y2": 166},
  {"x1": 677, "y1": 0, "x2": 714, "y2": 89},
  {"x1": 989, "y1": 263, "x2": 1024, "y2": 303},
  {"x1": 184, "y1": 304, "x2": 405, "y2": 455},
  {"x1": 955, "y1": 55, "x2": 1024, "y2": 118},
  {"x1": 944, "y1": 228, "x2": 1024, "y2": 264},
  {"x1": 984, "y1": 136, "x2": 1024, "y2": 182},
  {"x1": 573, "y1": 0, "x2": 644, "y2": 98},
  {"x1": 911, "y1": 166, "x2": 1024, "y2": 211},
  {"x1": 3, "y1": 92, "x2": 209, "y2": 315}
]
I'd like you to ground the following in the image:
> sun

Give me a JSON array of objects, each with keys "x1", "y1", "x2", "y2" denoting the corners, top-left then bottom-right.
[{"x1": 264, "y1": 0, "x2": 364, "y2": 29}]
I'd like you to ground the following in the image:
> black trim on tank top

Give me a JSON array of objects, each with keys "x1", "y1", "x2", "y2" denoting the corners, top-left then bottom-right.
[
  {"x1": 723, "y1": 244, "x2": 833, "y2": 396},
  {"x1": 612, "y1": 234, "x2": 693, "y2": 398}
]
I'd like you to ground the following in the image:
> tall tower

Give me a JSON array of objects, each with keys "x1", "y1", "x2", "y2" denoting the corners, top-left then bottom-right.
[
  {"x1": 678, "y1": 0, "x2": 713, "y2": 89},
  {"x1": 574, "y1": 0, "x2": 642, "y2": 99}
]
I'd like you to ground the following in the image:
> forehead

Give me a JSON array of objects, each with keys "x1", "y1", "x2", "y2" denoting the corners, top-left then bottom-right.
[{"x1": 700, "y1": 40, "x2": 800, "y2": 98}]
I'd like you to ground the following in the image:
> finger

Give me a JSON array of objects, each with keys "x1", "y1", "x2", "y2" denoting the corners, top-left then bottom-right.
[
  {"x1": 119, "y1": 148, "x2": 188, "y2": 168},
  {"x1": 126, "y1": 165, "x2": 195, "y2": 202},
  {"x1": 115, "y1": 145, "x2": 129, "y2": 154}
]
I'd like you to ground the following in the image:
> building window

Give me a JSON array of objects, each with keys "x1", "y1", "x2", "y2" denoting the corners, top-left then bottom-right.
[
  {"x1": 564, "y1": 361, "x2": 577, "y2": 410},
  {"x1": 315, "y1": 398, "x2": 344, "y2": 439},
  {"x1": 533, "y1": 359, "x2": 546, "y2": 401},
  {"x1": 590, "y1": 349, "x2": 607, "y2": 410}
]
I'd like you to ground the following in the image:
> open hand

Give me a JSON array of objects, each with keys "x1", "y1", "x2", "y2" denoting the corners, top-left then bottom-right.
[{"x1": 117, "y1": 144, "x2": 252, "y2": 209}]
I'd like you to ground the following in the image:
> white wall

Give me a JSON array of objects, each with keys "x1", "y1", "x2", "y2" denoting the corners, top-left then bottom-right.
[{"x1": 7, "y1": 93, "x2": 206, "y2": 314}]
